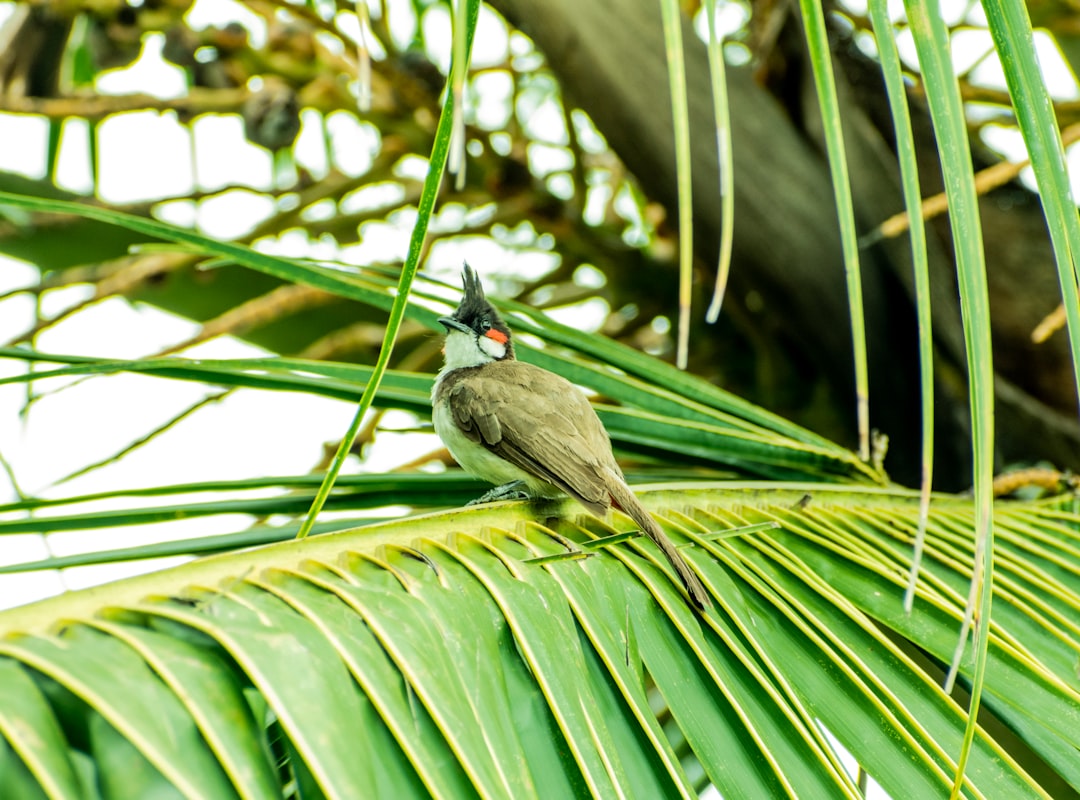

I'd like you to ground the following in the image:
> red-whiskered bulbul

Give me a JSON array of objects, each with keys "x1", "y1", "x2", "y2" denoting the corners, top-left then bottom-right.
[{"x1": 432, "y1": 264, "x2": 711, "y2": 610}]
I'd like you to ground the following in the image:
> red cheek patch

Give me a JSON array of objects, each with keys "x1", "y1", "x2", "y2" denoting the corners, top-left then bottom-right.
[{"x1": 485, "y1": 329, "x2": 508, "y2": 344}]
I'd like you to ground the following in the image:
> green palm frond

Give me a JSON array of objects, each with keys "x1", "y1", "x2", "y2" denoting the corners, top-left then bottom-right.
[
  {"x1": 1, "y1": 485, "x2": 1077, "y2": 797},
  {"x1": 0, "y1": 343, "x2": 879, "y2": 484}
]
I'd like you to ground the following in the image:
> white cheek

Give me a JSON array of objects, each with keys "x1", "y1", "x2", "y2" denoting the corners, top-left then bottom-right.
[
  {"x1": 442, "y1": 330, "x2": 492, "y2": 369},
  {"x1": 477, "y1": 335, "x2": 506, "y2": 360}
]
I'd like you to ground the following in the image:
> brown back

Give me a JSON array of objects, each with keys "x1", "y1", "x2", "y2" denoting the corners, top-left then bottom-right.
[{"x1": 438, "y1": 360, "x2": 621, "y2": 515}]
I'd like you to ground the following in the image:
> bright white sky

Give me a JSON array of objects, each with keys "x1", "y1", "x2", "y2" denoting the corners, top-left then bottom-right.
[{"x1": 0, "y1": 268, "x2": 380, "y2": 604}]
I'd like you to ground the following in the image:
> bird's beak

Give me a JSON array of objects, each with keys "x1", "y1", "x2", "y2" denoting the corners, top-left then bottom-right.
[{"x1": 438, "y1": 316, "x2": 472, "y2": 335}]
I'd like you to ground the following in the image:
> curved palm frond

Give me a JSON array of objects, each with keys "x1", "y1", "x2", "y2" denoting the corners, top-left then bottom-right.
[{"x1": 1, "y1": 485, "x2": 1077, "y2": 798}]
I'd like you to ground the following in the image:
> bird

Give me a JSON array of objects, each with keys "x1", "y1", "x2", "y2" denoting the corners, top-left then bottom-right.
[{"x1": 431, "y1": 264, "x2": 711, "y2": 611}]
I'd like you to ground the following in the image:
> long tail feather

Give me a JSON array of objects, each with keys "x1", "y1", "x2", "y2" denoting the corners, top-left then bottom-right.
[{"x1": 603, "y1": 470, "x2": 712, "y2": 611}]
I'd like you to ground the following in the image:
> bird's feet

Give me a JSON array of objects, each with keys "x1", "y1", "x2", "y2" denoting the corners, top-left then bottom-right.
[{"x1": 467, "y1": 481, "x2": 530, "y2": 505}]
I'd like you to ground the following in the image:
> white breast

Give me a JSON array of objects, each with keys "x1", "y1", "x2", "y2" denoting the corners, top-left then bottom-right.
[{"x1": 432, "y1": 395, "x2": 560, "y2": 498}]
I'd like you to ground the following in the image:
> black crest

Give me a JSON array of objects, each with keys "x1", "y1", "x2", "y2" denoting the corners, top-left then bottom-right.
[
  {"x1": 451, "y1": 263, "x2": 514, "y2": 356},
  {"x1": 454, "y1": 263, "x2": 491, "y2": 323}
]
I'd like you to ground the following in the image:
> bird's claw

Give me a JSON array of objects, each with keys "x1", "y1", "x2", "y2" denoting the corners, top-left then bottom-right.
[{"x1": 468, "y1": 481, "x2": 530, "y2": 505}]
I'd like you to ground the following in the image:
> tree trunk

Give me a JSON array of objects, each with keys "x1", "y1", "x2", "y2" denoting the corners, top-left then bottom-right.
[{"x1": 490, "y1": 0, "x2": 1080, "y2": 487}]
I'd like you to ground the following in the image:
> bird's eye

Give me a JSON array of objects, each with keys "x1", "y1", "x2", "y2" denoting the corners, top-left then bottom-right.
[{"x1": 480, "y1": 315, "x2": 491, "y2": 330}]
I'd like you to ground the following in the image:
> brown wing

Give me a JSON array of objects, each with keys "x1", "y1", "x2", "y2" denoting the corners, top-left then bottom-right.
[{"x1": 445, "y1": 360, "x2": 619, "y2": 514}]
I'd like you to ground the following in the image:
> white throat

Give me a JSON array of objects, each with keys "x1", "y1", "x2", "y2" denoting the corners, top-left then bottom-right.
[
  {"x1": 434, "y1": 329, "x2": 506, "y2": 403},
  {"x1": 440, "y1": 329, "x2": 505, "y2": 371}
]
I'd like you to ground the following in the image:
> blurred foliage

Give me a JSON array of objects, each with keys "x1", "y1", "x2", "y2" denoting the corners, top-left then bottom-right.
[
  {"x1": 1, "y1": 0, "x2": 1079, "y2": 490},
  {"x1": 0, "y1": 0, "x2": 689, "y2": 370}
]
